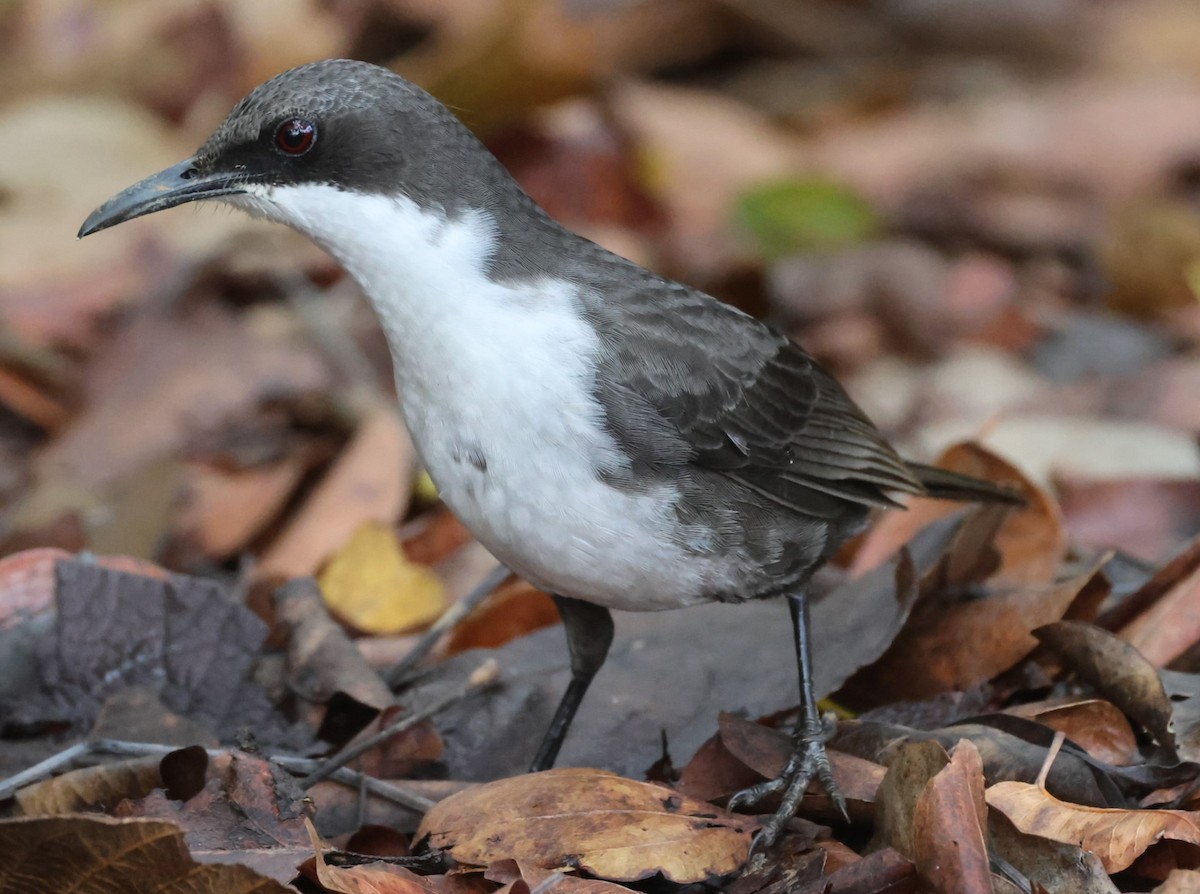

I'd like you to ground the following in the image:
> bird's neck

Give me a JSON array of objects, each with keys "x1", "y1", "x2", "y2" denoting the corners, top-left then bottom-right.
[{"x1": 246, "y1": 182, "x2": 571, "y2": 382}]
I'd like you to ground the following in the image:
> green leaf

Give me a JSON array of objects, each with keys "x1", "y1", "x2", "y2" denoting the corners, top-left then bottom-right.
[{"x1": 736, "y1": 178, "x2": 878, "y2": 259}]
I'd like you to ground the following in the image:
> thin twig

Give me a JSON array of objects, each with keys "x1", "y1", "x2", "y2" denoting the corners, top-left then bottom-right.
[
  {"x1": 0, "y1": 741, "x2": 91, "y2": 801},
  {"x1": 303, "y1": 659, "x2": 499, "y2": 788},
  {"x1": 89, "y1": 738, "x2": 439, "y2": 813},
  {"x1": 384, "y1": 564, "x2": 510, "y2": 688},
  {"x1": 1036, "y1": 730, "x2": 1066, "y2": 790}
]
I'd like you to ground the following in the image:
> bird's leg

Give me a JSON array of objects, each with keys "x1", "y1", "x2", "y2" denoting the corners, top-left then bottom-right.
[
  {"x1": 529, "y1": 595, "x2": 615, "y2": 772},
  {"x1": 728, "y1": 589, "x2": 845, "y2": 847}
]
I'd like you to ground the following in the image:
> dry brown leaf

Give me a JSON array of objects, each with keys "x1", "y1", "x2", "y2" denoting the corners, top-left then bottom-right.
[
  {"x1": 174, "y1": 458, "x2": 307, "y2": 560},
  {"x1": 258, "y1": 403, "x2": 415, "y2": 582},
  {"x1": 986, "y1": 781, "x2": 1200, "y2": 873},
  {"x1": 0, "y1": 814, "x2": 290, "y2": 893},
  {"x1": 117, "y1": 750, "x2": 314, "y2": 884},
  {"x1": 856, "y1": 557, "x2": 1108, "y2": 703},
  {"x1": 1005, "y1": 698, "x2": 1139, "y2": 766},
  {"x1": 319, "y1": 521, "x2": 444, "y2": 635},
  {"x1": 1153, "y1": 869, "x2": 1200, "y2": 893},
  {"x1": 872, "y1": 740, "x2": 951, "y2": 860},
  {"x1": 15, "y1": 756, "x2": 162, "y2": 816},
  {"x1": 417, "y1": 768, "x2": 755, "y2": 882},
  {"x1": 989, "y1": 810, "x2": 1118, "y2": 894},
  {"x1": 792, "y1": 846, "x2": 917, "y2": 894},
  {"x1": 486, "y1": 858, "x2": 634, "y2": 894},
  {"x1": 1034, "y1": 621, "x2": 1176, "y2": 754},
  {"x1": 1120, "y1": 558, "x2": 1200, "y2": 668},
  {"x1": 307, "y1": 817, "x2": 432, "y2": 894},
  {"x1": 912, "y1": 740, "x2": 991, "y2": 894},
  {"x1": 275, "y1": 577, "x2": 394, "y2": 721},
  {"x1": 443, "y1": 580, "x2": 559, "y2": 655}
]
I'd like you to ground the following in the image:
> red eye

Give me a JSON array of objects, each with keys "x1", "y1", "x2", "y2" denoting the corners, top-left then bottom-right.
[{"x1": 275, "y1": 117, "x2": 316, "y2": 155}]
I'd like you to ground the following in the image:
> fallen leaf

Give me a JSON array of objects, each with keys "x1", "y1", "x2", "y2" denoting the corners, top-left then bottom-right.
[
  {"x1": 118, "y1": 750, "x2": 314, "y2": 885},
  {"x1": 417, "y1": 768, "x2": 755, "y2": 882},
  {"x1": 174, "y1": 458, "x2": 307, "y2": 561},
  {"x1": 1153, "y1": 869, "x2": 1200, "y2": 893},
  {"x1": 851, "y1": 557, "x2": 1109, "y2": 704},
  {"x1": 1, "y1": 557, "x2": 275, "y2": 738},
  {"x1": 792, "y1": 847, "x2": 917, "y2": 894},
  {"x1": 609, "y1": 80, "x2": 799, "y2": 277},
  {"x1": 274, "y1": 577, "x2": 394, "y2": 737},
  {"x1": 814, "y1": 511, "x2": 966, "y2": 698},
  {"x1": 15, "y1": 756, "x2": 163, "y2": 816},
  {"x1": 1034, "y1": 620, "x2": 1176, "y2": 754},
  {"x1": 485, "y1": 858, "x2": 634, "y2": 894},
  {"x1": 1120, "y1": 552, "x2": 1200, "y2": 667},
  {"x1": 871, "y1": 740, "x2": 950, "y2": 860},
  {"x1": 307, "y1": 817, "x2": 435, "y2": 894},
  {"x1": 442, "y1": 579, "x2": 558, "y2": 655},
  {"x1": 989, "y1": 810, "x2": 1118, "y2": 894},
  {"x1": 911, "y1": 740, "x2": 991, "y2": 894},
  {"x1": 258, "y1": 403, "x2": 415, "y2": 583},
  {"x1": 0, "y1": 814, "x2": 291, "y2": 893},
  {"x1": 319, "y1": 521, "x2": 444, "y2": 635},
  {"x1": 1005, "y1": 698, "x2": 1138, "y2": 766},
  {"x1": 986, "y1": 781, "x2": 1200, "y2": 873}
]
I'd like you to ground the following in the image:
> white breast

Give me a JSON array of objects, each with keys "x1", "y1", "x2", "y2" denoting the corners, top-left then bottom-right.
[{"x1": 238, "y1": 184, "x2": 722, "y2": 610}]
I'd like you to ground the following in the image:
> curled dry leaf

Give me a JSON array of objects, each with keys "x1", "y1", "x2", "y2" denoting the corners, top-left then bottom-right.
[
  {"x1": 854, "y1": 555, "x2": 1109, "y2": 704},
  {"x1": 986, "y1": 781, "x2": 1200, "y2": 873},
  {"x1": 912, "y1": 740, "x2": 991, "y2": 894},
  {"x1": 1034, "y1": 620, "x2": 1176, "y2": 755},
  {"x1": 0, "y1": 815, "x2": 290, "y2": 893},
  {"x1": 306, "y1": 818, "x2": 433, "y2": 894},
  {"x1": 275, "y1": 577, "x2": 394, "y2": 729},
  {"x1": 416, "y1": 767, "x2": 755, "y2": 883},
  {"x1": 1005, "y1": 698, "x2": 1138, "y2": 766},
  {"x1": 15, "y1": 756, "x2": 162, "y2": 816},
  {"x1": 872, "y1": 739, "x2": 950, "y2": 860}
]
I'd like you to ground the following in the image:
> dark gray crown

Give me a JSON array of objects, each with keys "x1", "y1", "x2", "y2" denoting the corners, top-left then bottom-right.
[{"x1": 192, "y1": 59, "x2": 520, "y2": 214}]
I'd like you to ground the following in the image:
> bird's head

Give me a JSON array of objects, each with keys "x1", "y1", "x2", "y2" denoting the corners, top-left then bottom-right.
[{"x1": 79, "y1": 59, "x2": 497, "y2": 239}]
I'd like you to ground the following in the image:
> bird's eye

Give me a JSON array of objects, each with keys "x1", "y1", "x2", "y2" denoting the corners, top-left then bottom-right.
[{"x1": 274, "y1": 117, "x2": 317, "y2": 156}]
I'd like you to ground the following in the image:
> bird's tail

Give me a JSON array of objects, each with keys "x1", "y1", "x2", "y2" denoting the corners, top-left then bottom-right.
[{"x1": 906, "y1": 461, "x2": 1026, "y2": 505}]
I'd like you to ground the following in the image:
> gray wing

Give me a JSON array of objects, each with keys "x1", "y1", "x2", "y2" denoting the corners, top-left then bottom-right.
[{"x1": 582, "y1": 275, "x2": 924, "y2": 518}]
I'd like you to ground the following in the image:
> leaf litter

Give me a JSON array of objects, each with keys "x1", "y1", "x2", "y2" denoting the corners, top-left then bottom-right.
[{"x1": 4, "y1": 1, "x2": 1200, "y2": 892}]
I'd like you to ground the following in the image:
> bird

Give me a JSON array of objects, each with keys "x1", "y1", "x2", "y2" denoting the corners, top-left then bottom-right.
[{"x1": 79, "y1": 58, "x2": 1021, "y2": 846}]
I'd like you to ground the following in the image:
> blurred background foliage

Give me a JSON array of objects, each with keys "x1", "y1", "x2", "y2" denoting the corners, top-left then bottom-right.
[{"x1": 0, "y1": 0, "x2": 1198, "y2": 574}]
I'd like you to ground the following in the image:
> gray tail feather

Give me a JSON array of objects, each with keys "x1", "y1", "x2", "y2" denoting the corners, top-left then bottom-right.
[{"x1": 906, "y1": 462, "x2": 1027, "y2": 505}]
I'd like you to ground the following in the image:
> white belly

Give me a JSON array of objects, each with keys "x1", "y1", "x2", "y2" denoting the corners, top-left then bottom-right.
[
  {"x1": 393, "y1": 284, "x2": 716, "y2": 612},
  {"x1": 241, "y1": 184, "x2": 724, "y2": 609}
]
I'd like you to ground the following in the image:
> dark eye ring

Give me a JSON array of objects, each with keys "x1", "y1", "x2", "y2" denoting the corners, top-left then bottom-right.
[{"x1": 275, "y1": 117, "x2": 317, "y2": 156}]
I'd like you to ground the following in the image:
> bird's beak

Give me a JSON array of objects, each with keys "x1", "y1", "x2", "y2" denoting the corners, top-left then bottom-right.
[{"x1": 78, "y1": 157, "x2": 247, "y2": 238}]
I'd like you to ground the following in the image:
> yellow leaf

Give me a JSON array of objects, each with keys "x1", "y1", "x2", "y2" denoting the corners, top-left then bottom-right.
[{"x1": 318, "y1": 521, "x2": 444, "y2": 635}]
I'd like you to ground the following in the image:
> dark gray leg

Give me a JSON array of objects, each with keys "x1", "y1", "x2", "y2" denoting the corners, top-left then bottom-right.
[
  {"x1": 728, "y1": 589, "x2": 845, "y2": 846},
  {"x1": 529, "y1": 595, "x2": 615, "y2": 772}
]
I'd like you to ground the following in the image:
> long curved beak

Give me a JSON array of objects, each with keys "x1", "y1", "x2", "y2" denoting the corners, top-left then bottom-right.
[{"x1": 78, "y1": 158, "x2": 247, "y2": 238}]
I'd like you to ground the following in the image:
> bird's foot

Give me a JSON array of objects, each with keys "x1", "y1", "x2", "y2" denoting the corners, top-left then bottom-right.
[{"x1": 727, "y1": 712, "x2": 845, "y2": 851}]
